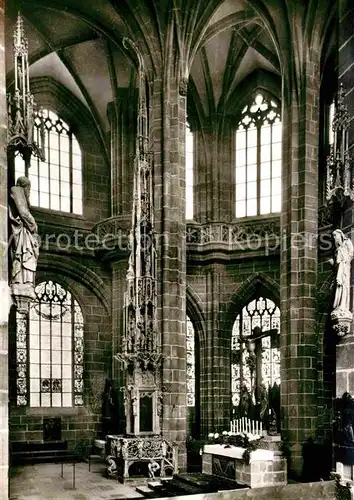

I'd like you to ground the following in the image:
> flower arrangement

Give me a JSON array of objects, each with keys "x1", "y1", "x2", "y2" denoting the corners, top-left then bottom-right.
[{"x1": 207, "y1": 430, "x2": 264, "y2": 465}]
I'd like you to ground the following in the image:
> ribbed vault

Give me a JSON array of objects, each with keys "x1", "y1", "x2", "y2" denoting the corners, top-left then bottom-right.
[{"x1": 5, "y1": 0, "x2": 336, "y2": 152}]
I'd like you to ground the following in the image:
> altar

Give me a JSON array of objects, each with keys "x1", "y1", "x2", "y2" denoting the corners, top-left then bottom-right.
[{"x1": 202, "y1": 442, "x2": 287, "y2": 488}]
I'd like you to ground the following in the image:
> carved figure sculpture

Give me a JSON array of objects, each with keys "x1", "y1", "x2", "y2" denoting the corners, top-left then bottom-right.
[
  {"x1": 331, "y1": 229, "x2": 354, "y2": 312},
  {"x1": 148, "y1": 460, "x2": 160, "y2": 478},
  {"x1": 258, "y1": 383, "x2": 269, "y2": 422},
  {"x1": 239, "y1": 385, "x2": 252, "y2": 417},
  {"x1": 9, "y1": 177, "x2": 39, "y2": 296},
  {"x1": 106, "y1": 455, "x2": 117, "y2": 477}
]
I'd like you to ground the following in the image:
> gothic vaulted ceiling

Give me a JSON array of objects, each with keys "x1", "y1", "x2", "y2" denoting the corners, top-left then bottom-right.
[{"x1": 6, "y1": 0, "x2": 335, "y2": 137}]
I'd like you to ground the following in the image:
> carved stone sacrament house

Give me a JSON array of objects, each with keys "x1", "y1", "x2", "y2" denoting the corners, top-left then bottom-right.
[{"x1": 116, "y1": 40, "x2": 163, "y2": 437}]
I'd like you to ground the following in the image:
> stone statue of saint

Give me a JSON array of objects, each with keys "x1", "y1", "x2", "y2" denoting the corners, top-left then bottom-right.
[
  {"x1": 330, "y1": 229, "x2": 354, "y2": 312},
  {"x1": 9, "y1": 177, "x2": 39, "y2": 297},
  {"x1": 239, "y1": 385, "x2": 252, "y2": 417}
]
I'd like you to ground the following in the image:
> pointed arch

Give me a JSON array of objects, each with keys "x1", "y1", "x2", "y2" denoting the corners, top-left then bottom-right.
[
  {"x1": 186, "y1": 284, "x2": 204, "y2": 439},
  {"x1": 186, "y1": 284, "x2": 206, "y2": 346},
  {"x1": 223, "y1": 273, "x2": 279, "y2": 341},
  {"x1": 37, "y1": 254, "x2": 111, "y2": 315}
]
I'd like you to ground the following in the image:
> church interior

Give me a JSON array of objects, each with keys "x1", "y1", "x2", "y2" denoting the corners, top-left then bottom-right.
[{"x1": 1, "y1": 0, "x2": 354, "y2": 499}]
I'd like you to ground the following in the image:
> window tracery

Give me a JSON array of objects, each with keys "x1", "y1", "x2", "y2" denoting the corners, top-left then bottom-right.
[
  {"x1": 235, "y1": 93, "x2": 281, "y2": 217},
  {"x1": 24, "y1": 280, "x2": 84, "y2": 407},
  {"x1": 15, "y1": 109, "x2": 82, "y2": 214}
]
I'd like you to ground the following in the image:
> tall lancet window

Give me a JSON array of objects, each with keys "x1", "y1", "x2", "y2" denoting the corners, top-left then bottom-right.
[
  {"x1": 231, "y1": 297, "x2": 280, "y2": 412},
  {"x1": 186, "y1": 123, "x2": 194, "y2": 220},
  {"x1": 15, "y1": 109, "x2": 82, "y2": 214},
  {"x1": 235, "y1": 93, "x2": 281, "y2": 217},
  {"x1": 186, "y1": 316, "x2": 195, "y2": 407},
  {"x1": 27, "y1": 281, "x2": 84, "y2": 407},
  {"x1": 329, "y1": 101, "x2": 335, "y2": 145}
]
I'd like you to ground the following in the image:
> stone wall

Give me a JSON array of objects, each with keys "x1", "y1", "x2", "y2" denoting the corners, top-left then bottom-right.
[
  {"x1": 187, "y1": 256, "x2": 280, "y2": 437},
  {"x1": 29, "y1": 77, "x2": 110, "y2": 223},
  {"x1": 9, "y1": 263, "x2": 112, "y2": 451}
]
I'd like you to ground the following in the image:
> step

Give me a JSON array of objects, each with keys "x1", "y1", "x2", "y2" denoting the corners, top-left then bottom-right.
[
  {"x1": 163, "y1": 473, "x2": 247, "y2": 495},
  {"x1": 211, "y1": 476, "x2": 248, "y2": 491},
  {"x1": 135, "y1": 485, "x2": 161, "y2": 498},
  {"x1": 165, "y1": 478, "x2": 203, "y2": 495},
  {"x1": 171, "y1": 473, "x2": 217, "y2": 493},
  {"x1": 147, "y1": 482, "x2": 174, "y2": 497},
  {"x1": 147, "y1": 481, "x2": 164, "y2": 490}
]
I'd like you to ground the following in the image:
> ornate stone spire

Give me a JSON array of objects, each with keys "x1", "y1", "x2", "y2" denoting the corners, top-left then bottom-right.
[
  {"x1": 7, "y1": 12, "x2": 45, "y2": 173},
  {"x1": 326, "y1": 84, "x2": 354, "y2": 205},
  {"x1": 115, "y1": 38, "x2": 162, "y2": 436}
]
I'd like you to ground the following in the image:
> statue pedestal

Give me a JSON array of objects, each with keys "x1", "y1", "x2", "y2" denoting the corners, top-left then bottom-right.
[
  {"x1": 331, "y1": 308, "x2": 353, "y2": 337},
  {"x1": 11, "y1": 283, "x2": 36, "y2": 313}
]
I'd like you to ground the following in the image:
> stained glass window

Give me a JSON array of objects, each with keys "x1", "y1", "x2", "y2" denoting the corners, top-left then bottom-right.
[
  {"x1": 231, "y1": 297, "x2": 280, "y2": 408},
  {"x1": 16, "y1": 311, "x2": 28, "y2": 406},
  {"x1": 186, "y1": 123, "x2": 194, "y2": 220},
  {"x1": 186, "y1": 316, "x2": 195, "y2": 407},
  {"x1": 329, "y1": 101, "x2": 335, "y2": 145},
  {"x1": 27, "y1": 281, "x2": 84, "y2": 407},
  {"x1": 235, "y1": 93, "x2": 281, "y2": 217},
  {"x1": 15, "y1": 109, "x2": 82, "y2": 214}
]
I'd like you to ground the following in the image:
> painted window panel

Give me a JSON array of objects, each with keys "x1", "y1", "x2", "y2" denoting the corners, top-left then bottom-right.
[
  {"x1": 329, "y1": 102, "x2": 335, "y2": 145},
  {"x1": 231, "y1": 297, "x2": 280, "y2": 411},
  {"x1": 186, "y1": 316, "x2": 195, "y2": 407},
  {"x1": 24, "y1": 281, "x2": 84, "y2": 408}
]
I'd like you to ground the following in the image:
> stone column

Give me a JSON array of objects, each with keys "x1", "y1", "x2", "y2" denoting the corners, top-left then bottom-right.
[
  {"x1": 107, "y1": 90, "x2": 136, "y2": 217},
  {"x1": 200, "y1": 264, "x2": 230, "y2": 436},
  {"x1": 151, "y1": 77, "x2": 187, "y2": 470},
  {"x1": 193, "y1": 120, "x2": 234, "y2": 223},
  {"x1": 0, "y1": 1, "x2": 9, "y2": 497},
  {"x1": 192, "y1": 118, "x2": 234, "y2": 436},
  {"x1": 280, "y1": 45, "x2": 321, "y2": 477}
]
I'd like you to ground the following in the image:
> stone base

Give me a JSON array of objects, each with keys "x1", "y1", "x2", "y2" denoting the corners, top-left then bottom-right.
[
  {"x1": 331, "y1": 308, "x2": 353, "y2": 337},
  {"x1": 336, "y1": 461, "x2": 354, "y2": 481},
  {"x1": 11, "y1": 283, "x2": 36, "y2": 312},
  {"x1": 202, "y1": 445, "x2": 287, "y2": 488},
  {"x1": 259, "y1": 435, "x2": 283, "y2": 455}
]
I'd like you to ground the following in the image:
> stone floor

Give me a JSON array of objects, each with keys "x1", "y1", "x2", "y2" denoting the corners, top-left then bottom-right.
[{"x1": 9, "y1": 462, "x2": 144, "y2": 500}]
